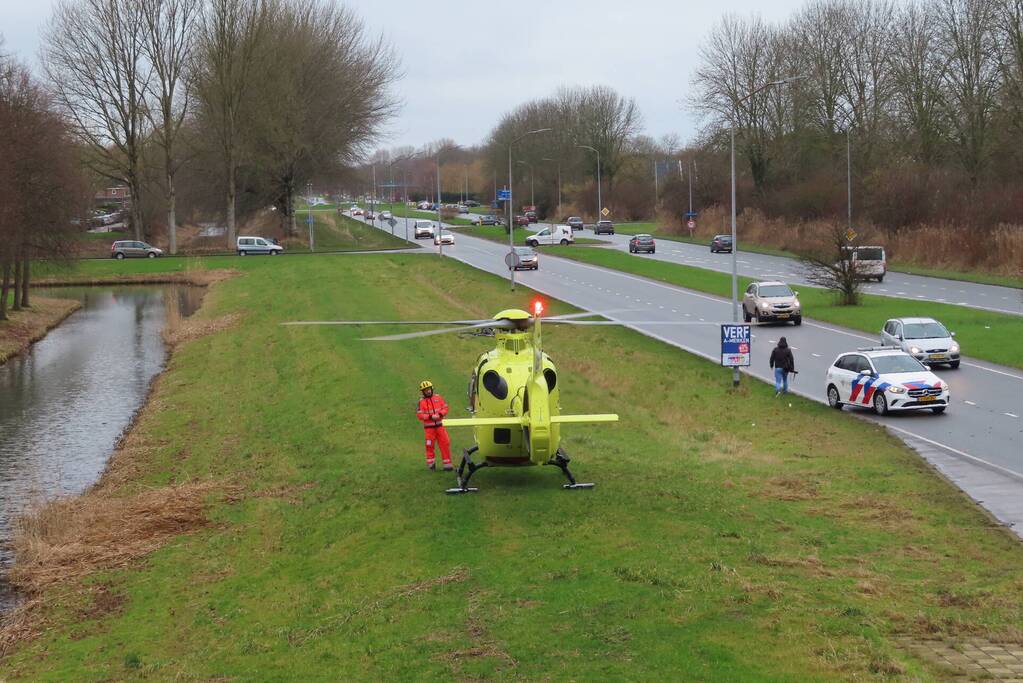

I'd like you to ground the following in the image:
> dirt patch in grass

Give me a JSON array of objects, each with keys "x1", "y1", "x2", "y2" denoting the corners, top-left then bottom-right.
[
  {"x1": 33, "y1": 267, "x2": 239, "y2": 288},
  {"x1": 760, "y1": 476, "x2": 820, "y2": 501},
  {"x1": 0, "y1": 297, "x2": 81, "y2": 365}
]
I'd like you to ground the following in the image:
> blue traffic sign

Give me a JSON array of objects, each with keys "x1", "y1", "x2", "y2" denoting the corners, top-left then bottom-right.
[
  {"x1": 720, "y1": 324, "x2": 751, "y2": 367},
  {"x1": 684, "y1": 211, "x2": 699, "y2": 218},
  {"x1": 497, "y1": 189, "x2": 511, "y2": 201}
]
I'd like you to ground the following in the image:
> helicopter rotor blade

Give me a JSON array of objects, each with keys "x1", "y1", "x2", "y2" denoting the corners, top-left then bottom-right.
[
  {"x1": 363, "y1": 319, "x2": 517, "y2": 341},
  {"x1": 544, "y1": 320, "x2": 719, "y2": 326},
  {"x1": 281, "y1": 319, "x2": 493, "y2": 327}
]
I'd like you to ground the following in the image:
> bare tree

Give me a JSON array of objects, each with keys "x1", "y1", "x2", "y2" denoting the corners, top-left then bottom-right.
[
  {"x1": 43, "y1": 0, "x2": 151, "y2": 240},
  {"x1": 248, "y1": 0, "x2": 400, "y2": 236},
  {"x1": 891, "y1": 1, "x2": 950, "y2": 164},
  {"x1": 142, "y1": 0, "x2": 201, "y2": 254},
  {"x1": 191, "y1": 0, "x2": 272, "y2": 248},
  {"x1": 937, "y1": 0, "x2": 1003, "y2": 185},
  {"x1": 691, "y1": 15, "x2": 787, "y2": 189},
  {"x1": 800, "y1": 223, "x2": 865, "y2": 305}
]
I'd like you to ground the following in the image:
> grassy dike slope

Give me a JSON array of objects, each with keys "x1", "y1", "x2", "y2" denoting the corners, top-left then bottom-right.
[{"x1": 3, "y1": 255, "x2": 1022, "y2": 681}]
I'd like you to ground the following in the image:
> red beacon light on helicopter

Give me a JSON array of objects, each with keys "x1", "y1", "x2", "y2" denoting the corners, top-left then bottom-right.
[{"x1": 532, "y1": 299, "x2": 544, "y2": 317}]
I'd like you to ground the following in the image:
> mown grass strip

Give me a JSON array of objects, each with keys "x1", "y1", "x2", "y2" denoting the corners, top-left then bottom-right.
[
  {"x1": 2, "y1": 253, "x2": 1022, "y2": 681},
  {"x1": 547, "y1": 245, "x2": 1023, "y2": 370}
]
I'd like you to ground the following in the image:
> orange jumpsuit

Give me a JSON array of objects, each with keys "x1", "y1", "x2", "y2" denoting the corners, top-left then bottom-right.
[{"x1": 417, "y1": 393, "x2": 451, "y2": 467}]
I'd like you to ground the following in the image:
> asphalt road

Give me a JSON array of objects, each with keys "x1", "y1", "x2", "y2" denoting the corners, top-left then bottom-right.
[
  {"x1": 465, "y1": 214, "x2": 1022, "y2": 316},
  {"x1": 357, "y1": 213, "x2": 1023, "y2": 534}
]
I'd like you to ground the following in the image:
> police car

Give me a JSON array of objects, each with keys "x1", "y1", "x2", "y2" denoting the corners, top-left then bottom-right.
[{"x1": 825, "y1": 347, "x2": 950, "y2": 415}]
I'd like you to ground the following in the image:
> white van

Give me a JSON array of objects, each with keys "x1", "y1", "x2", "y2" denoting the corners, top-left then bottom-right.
[
  {"x1": 525, "y1": 224, "x2": 574, "y2": 247},
  {"x1": 237, "y1": 236, "x2": 283, "y2": 256},
  {"x1": 842, "y1": 245, "x2": 887, "y2": 282},
  {"x1": 413, "y1": 220, "x2": 435, "y2": 239}
]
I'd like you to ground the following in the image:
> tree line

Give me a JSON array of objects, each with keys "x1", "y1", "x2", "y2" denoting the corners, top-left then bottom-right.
[
  {"x1": 0, "y1": 41, "x2": 83, "y2": 320},
  {"x1": 689, "y1": 0, "x2": 1023, "y2": 233},
  {"x1": 42, "y1": 0, "x2": 400, "y2": 252}
]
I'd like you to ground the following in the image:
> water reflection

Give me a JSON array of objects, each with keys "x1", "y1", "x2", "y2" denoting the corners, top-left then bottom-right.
[{"x1": 0, "y1": 286, "x2": 201, "y2": 608}]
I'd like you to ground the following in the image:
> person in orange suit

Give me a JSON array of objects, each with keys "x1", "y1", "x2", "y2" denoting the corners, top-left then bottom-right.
[{"x1": 416, "y1": 380, "x2": 452, "y2": 470}]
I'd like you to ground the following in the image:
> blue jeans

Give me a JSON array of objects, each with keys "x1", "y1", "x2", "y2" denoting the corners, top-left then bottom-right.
[{"x1": 774, "y1": 367, "x2": 789, "y2": 394}]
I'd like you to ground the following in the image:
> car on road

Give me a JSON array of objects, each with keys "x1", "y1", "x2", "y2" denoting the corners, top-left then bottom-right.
[
  {"x1": 881, "y1": 317, "x2": 960, "y2": 369},
  {"x1": 111, "y1": 240, "x2": 163, "y2": 259},
  {"x1": 514, "y1": 215, "x2": 530, "y2": 226},
  {"x1": 350, "y1": 206, "x2": 363, "y2": 216},
  {"x1": 525, "y1": 225, "x2": 574, "y2": 247},
  {"x1": 473, "y1": 214, "x2": 501, "y2": 226},
  {"x1": 456, "y1": 205, "x2": 469, "y2": 214},
  {"x1": 380, "y1": 210, "x2": 392, "y2": 220},
  {"x1": 826, "y1": 347, "x2": 949, "y2": 415},
  {"x1": 417, "y1": 201, "x2": 432, "y2": 210},
  {"x1": 434, "y1": 231, "x2": 455, "y2": 246},
  {"x1": 465, "y1": 200, "x2": 480, "y2": 207},
  {"x1": 842, "y1": 245, "x2": 887, "y2": 282},
  {"x1": 594, "y1": 220, "x2": 615, "y2": 235},
  {"x1": 236, "y1": 236, "x2": 283, "y2": 256},
  {"x1": 566, "y1": 216, "x2": 585, "y2": 231},
  {"x1": 710, "y1": 235, "x2": 733, "y2": 253},
  {"x1": 524, "y1": 211, "x2": 538, "y2": 223},
  {"x1": 365, "y1": 211, "x2": 378, "y2": 220},
  {"x1": 510, "y1": 246, "x2": 539, "y2": 270},
  {"x1": 629, "y1": 234, "x2": 656, "y2": 254},
  {"x1": 742, "y1": 281, "x2": 802, "y2": 325},
  {"x1": 413, "y1": 220, "x2": 435, "y2": 239}
]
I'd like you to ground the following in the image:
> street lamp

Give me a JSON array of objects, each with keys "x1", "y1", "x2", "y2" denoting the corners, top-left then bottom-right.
[
  {"x1": 577, "y1": 144, "x2": 601, "y2": 226},
  {"x1": 542, "y1": 157, "x2": 561, "y2": 222},
  {"x1": 508, "y1": 128, "x2": 553, "y2": 290},
  {"x1": 390, "y1": 152, "x2": 416, "y2": 242},
  {"x1": 729, "y1": 75, "x2": 804, "y2": 386},
  {"x1": 516, "y1": 160, "x2": 535, "y2": 207}
]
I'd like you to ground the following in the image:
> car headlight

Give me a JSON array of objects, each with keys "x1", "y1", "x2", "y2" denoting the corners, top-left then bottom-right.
[
  {"x1": 760, "y1": 302, "x2": 770, "y2": 310},
  {"x1": 793, "y1": 299, "x2": 800, "y2": 308},
  {"x1": 909, "y1": 346, "x2": 921, "y2": 355},
  {"x1": 886, "y1": 386, "x2": 906, "y2": 394},
  {"x1": 950, "y1": 343, "x2": 959, "y2": 353},
  {"x1": 938, "y1": 381, "x2": 949, "y2": 390}
]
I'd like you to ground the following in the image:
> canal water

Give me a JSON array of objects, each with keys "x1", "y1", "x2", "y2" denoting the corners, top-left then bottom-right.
[{"x1": 0, "y1": 286, "x2": 202, "y2": 610}]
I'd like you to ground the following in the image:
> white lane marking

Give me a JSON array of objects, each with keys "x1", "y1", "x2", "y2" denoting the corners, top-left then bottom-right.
[
  {"x1": 965, "y1": 400, "x2": 977, "y2": 406},
  {"x1": 791, "y1": 346, "x2": 800, "y2": 350},
  {"x1": 811, "y1": 352, "x2": 821, "y2": 358},
  {"x1": 884, "y1": 425, "x2": 1023, "y2": 482},
  {"x1": 960, "y1": 361, "x2": 1023, "y2": 381},
  {"x1": 1007, "y1": 412, "x2": 1020, "y2": 419},
  {"x1": 671, "y1": 309, "x2": 678, "y2": 313}
]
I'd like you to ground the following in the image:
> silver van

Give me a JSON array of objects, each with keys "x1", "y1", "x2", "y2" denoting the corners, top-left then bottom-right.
[
  {"x1": 413, "y1": 220, "x2": 435, "y2": 239},
  {"x1": 842, "y1": 245, "x2": 887, "y2": 282},
  {"x1": 111, "y1": 240, "x2": 163, "y2": 259},
  {"x1": 237, "y1": 236, "x2": 283, "y2": 256}
]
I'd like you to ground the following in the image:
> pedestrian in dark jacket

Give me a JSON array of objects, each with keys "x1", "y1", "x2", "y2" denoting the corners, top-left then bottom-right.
[{"x1": 769, "y1": 337, "x2": 796, "y2": 396}]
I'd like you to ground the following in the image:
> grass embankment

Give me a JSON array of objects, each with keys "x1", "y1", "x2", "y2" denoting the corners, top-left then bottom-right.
[
  {"x1": 614, "y1": 223, "x2": 1023, "y2": 288},
  {"x1": 301, "y1": 213, "x2": 409, "y2": 251},
  {"x1": 0, "y1": 296, "x2": 82, "y2": 365},
  {"x1": 2, "y1": 254, "x2": 1022, "y2": 680},
  {"x1": 547, "y1": 246, "x2": 1023, "y2": 370}
]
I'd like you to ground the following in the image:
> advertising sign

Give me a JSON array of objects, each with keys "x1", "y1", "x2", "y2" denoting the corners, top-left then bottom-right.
[{"x1": 720, "y1": 324, "x2": 751, "y2": 367}]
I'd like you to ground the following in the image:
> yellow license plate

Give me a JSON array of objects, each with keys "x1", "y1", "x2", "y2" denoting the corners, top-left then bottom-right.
[
  {"x1": 778, "y1": 314, "x2": 790, "y2": 319},
  {"x1": 928, "y1": 354, "x2": 945, "y2": 360},
  {"x1": 919, "y1": 395, "x2": 936, "y2": 402}
]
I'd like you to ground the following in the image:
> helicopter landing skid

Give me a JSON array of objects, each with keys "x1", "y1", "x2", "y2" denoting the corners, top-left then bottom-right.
[
  {"x1": 549, "y1": 448, "x2": 595, "y2": 490},
  {"x1": 446, "y1": 446, "x2": 487, "y2": 495}
]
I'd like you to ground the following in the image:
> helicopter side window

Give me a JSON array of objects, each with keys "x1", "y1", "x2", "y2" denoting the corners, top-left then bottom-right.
[
  {"x1": 543, "y1": 368, "x2": 557, "y2": 392},
  {"x1": 482, "y1": 370, "x2": 508, "y2": 400}
]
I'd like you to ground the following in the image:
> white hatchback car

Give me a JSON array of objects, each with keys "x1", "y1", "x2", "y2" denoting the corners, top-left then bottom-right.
[
  {"x1": 881, "y1": 317, "x2": 960, "y2": 369},
  {"x1": 825, "y1": 347, "x2": 950, "y2": 415},
  {"x1": 433, "y1": 231, "x2": 455, "y2": 246}
]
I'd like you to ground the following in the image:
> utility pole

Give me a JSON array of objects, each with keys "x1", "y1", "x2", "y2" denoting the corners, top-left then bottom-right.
[
  {"x1": 653, "y1": 159, "x2": 659, "y2": 207},
  {"x1": 577, "y1": 144, "x2": 601, "y2": 224},
  {"x1": 508, "y1": 128, "x2": 552, "y2": 290}
]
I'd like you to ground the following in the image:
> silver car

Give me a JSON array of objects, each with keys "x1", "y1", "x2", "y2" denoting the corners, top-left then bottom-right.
[
  {"x1": 111, "y1": 240, "x2": 163, "y2": 259},
  {"x1": 881, "y1": 317, "x2": 960, "y2": 368},
  {"x1": 742, "y1": 281, "x2": 802, "y2": 325}
]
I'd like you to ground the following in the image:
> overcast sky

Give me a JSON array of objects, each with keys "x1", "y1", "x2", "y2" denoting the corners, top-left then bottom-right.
[{"x1": 1, "y1": 0, "x2": 801, "y2": 152}]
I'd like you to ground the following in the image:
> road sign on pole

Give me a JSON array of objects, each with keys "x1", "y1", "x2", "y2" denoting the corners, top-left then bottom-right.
[
  {"x1": 845, "y1": 227, "x2": 857, "y2": 242},
  {"x1": 497, "y1": 188, "x2": 511, "y2": 201},
  {"x1": 600, "y1": 207, "x2": 610, "y2": 217},
  {"x1": 720, "y1": 324, "x2": 751, "y2": 367}
]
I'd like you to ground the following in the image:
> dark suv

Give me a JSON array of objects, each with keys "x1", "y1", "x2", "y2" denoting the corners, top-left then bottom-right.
[
  {"x1": 594, "y1": 220, "x2": 615, "y2": 235},
  {"x1": 629, "y1": 234, "x2": 656, "y2": 254},
  {"x1": 710, "y1": 235, "x2": 733, "y2": 253},
  {"x1": 566, "y1": 216, "x2": 584, "y2": 231}
]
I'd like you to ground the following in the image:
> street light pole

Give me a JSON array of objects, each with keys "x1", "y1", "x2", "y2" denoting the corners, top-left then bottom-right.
[
  {"x1": 436, "y1": 152, "x2": 443, "y2": 258},
  {"x1": 846, "y1": 127, "x2": 852, "y2": 232},
  {"x1": 577, "y1": 144, "x2": 601, "y2": 225},
  {"x1": 729, "y1": 75, "x2": 804, "y2": 386},
  {"x1": 508, "y1": 128, "x2": 553, "y2": 290}
]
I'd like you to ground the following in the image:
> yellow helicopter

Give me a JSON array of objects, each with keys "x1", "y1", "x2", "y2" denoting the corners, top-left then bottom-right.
[{"x1": 283, "y1": 299, "x2": 684, "y2": 494}]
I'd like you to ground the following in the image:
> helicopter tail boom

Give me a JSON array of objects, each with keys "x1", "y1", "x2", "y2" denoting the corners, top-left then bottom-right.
[
  {"x1": 550, "y1": 414, "x2": 619, "y2": 424},
  {"x1": 442, "y1": 417, "x2": 523, "y2": 427}
]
